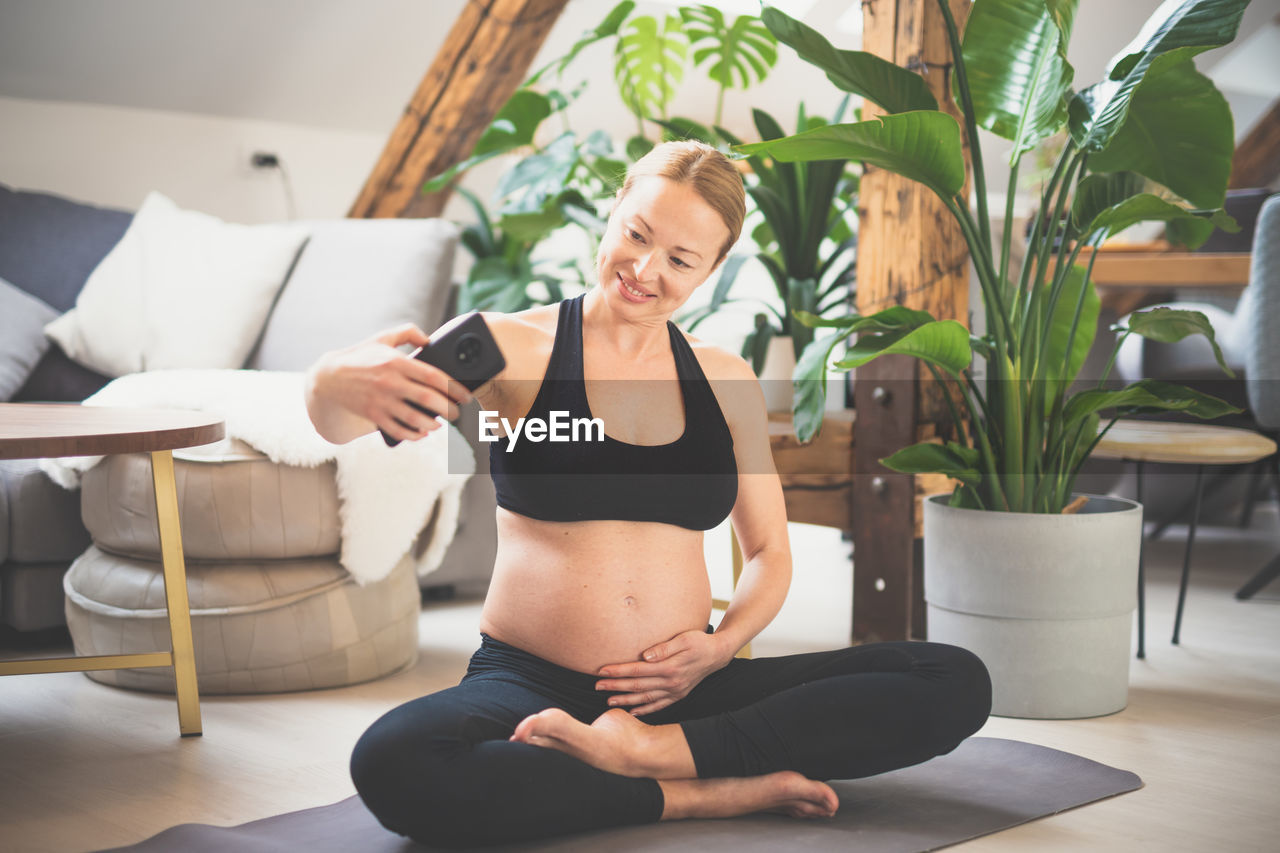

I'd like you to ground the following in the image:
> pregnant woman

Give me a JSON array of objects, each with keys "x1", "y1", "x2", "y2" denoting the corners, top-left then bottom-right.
[{"x1": 305, "y1": 140, "x2": 991, "y2": 848}]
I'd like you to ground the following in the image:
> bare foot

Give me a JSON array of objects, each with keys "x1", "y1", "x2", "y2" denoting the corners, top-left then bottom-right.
[
  {"x1": 660, "y1": 771, "x2": 839, "y2": 820},
  {"x1": 509, "y1": 707, "x2": 696, "y2": 779}
]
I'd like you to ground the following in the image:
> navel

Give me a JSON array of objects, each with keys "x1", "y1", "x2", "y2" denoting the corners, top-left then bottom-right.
[{"x1": 623, "y1": 595, "x2": 637, "y2": 607}]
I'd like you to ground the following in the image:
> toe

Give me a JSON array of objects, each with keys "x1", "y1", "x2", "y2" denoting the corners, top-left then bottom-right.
[{"x1": 509, "y1": 711, "x2": 546, "y2": 742}]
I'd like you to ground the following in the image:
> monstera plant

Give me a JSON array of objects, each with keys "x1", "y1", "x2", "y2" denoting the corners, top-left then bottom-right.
[{"x1": 743, "y1": 0, "x2": 1248, "y2": 514}]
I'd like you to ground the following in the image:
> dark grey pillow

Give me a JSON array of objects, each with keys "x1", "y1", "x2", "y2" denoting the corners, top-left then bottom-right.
[
  {"x1": 11, "y1": 342, "x2": 112, "y2": 403},
  {"x1": 0, "y1": 184, "x2": 133, "y2": 312},
  {"x1": 0, "y1": 275, "x2": 58, "y2": 401}
]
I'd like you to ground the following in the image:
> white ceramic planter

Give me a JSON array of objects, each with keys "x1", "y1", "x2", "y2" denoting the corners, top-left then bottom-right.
[
  {"x1": 923, "y1": 494, "x2": 1142, "y2": 719},
  {"x1": 759, "y1": 335, "x2": 795, "y2": 413}
]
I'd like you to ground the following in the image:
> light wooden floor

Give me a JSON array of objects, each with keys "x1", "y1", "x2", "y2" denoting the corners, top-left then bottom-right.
[{"x1": 2, "y1": 509, "x2": 1278, "y2": 853}]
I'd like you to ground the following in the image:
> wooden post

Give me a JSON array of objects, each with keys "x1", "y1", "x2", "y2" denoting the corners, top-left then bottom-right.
[
  {"x1": 348, "y1": 0, "x2": 570, "y2": 219},
  {"x1": 1228, "y1": 98, "x2": 1280, "y2": 189},
  {"x1": 851, "y1": 0, "x2": 971, "y2": 643}
]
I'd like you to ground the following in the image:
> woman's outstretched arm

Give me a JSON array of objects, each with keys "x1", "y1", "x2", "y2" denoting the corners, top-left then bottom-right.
[{"x1": 304, "y1": 323, "x2": 469, "y2": 445}]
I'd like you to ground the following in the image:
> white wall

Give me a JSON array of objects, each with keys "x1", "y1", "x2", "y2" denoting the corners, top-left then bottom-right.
[{"x1": 0, "y1": 95, "x2": 386, "y2": 223}]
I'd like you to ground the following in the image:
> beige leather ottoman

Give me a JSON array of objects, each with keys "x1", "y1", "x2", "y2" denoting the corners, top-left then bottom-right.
[{"x1": 65, "y1": 439, "x2": 420, "y2": 693}]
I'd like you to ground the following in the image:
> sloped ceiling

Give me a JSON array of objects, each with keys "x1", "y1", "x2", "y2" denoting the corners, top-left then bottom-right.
[
  {"x1": 0, "y1": 0, "x2": 466, "y2": 132},
  {"x1": 0, "y1": 0, "x2": 1274, "y2": 136}
]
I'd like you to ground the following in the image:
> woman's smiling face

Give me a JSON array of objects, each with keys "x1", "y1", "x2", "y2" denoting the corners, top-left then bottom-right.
[{"x1": 596, "y1": 176, "x2": 731, "y2": 316}]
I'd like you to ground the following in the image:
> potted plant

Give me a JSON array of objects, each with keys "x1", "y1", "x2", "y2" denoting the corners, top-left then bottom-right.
[{"x1": 741, "y1": 0, "x2": 1248, "y2": 717}]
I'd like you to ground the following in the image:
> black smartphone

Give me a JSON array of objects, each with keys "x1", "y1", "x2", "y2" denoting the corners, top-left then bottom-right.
[{"x1": 381, "y1": 312, "x2": 506, "y2": 447}]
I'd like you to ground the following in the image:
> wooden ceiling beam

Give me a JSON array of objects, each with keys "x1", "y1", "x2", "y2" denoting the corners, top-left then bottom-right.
[
  {"x1": 1228, "y1": 97, "x2": 1280, "y2": 189},
  {"x1": 349, "y1": 0, "x2": 569, "y2": 219}
]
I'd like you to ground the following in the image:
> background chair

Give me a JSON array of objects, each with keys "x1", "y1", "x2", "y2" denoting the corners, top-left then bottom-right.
[{"x1": 1236, "y1": 195, "x2": 1280, "y2": 601}]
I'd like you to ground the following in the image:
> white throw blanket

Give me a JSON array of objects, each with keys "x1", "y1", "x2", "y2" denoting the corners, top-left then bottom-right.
[{"x1": 41, "y1": 369, "x2": 474, "y2": 585}]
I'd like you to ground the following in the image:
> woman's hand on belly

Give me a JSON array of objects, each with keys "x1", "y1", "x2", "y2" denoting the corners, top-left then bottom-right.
[{"x1": 594, "y1": 628, "x2": 734, "y2": 716}]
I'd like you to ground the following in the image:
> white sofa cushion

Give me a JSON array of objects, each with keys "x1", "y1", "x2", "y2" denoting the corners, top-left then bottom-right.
[
  {"x1": 45, "y1": 191, "x2": 309, "y2": 377},
  {"x1": 248, "y1": 218, "x2": 460, "y2": 371}
]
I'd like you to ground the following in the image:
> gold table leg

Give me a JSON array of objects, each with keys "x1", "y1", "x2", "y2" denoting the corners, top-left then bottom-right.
[{"x1": 151, "y1": 449, "x2": 202, "y2": 736}]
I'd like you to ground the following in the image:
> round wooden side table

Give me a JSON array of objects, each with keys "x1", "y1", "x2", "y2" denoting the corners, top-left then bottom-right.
[
  {"x1": 0, "y1": 403, "x2": 225, "y2": 736},
  {"x1": 1093, "y1": 420, "x2": 1277, "y2": 659}
]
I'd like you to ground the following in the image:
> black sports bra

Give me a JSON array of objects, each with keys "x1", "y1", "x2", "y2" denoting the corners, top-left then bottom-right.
[{"x1": 489, "y1": 295, "x2": 737, "y2": 530}]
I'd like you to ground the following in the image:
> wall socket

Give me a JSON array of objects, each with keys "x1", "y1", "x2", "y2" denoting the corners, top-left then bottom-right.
[
  {"x1": 250, "y1": 151, "x2": 280, "y2": 169},
  {"x1": 237, "y1": 146, "x2": 280, "y2": 177}
]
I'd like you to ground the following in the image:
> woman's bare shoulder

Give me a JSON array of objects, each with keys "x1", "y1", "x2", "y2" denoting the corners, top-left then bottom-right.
[
  {"x1": 475, "y1": 304, "x2": 560, "y2": 398},
  {"x1": 680, "y1": 333, "x2": 767, "y2": 435},
  {"x1": 480, "y1": 303, "x2": 558, "y2": 339},
  {"x1": 680, "y1": 331, "x2": 757, "y2": 383}
]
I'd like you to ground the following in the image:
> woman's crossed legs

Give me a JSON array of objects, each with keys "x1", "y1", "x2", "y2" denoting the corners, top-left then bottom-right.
[{"x1": 350, "y1": 638, "x2": 990, "y2": 848}]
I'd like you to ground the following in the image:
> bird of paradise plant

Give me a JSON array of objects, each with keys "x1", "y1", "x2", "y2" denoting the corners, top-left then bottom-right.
[{"x1": 740, "y1": 0, "x2": 1249, "y2": 513}]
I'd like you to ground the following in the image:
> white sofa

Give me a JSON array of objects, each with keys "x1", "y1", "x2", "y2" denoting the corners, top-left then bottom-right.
[{"x1": 1, "y1": 187, "x2": 497, "y2": 692}]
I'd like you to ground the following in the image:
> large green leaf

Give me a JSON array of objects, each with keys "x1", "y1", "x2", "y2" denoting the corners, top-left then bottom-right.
[
  {"x1": 707, "y1": 253, "x2": 748, "y2": 313},
  {"x1": 614, "y1": 13, "x2": 687, "y2": 120},
  {"x1": 790, "y1": 305, "x2": 941, "y2": 442},
  {"x1": 1068, "y1": 0, "x2": 1248, "y2": 153},
  {"x1": 760, "y1": 6, "x2": 937, "y2": 114},
  {"x1": 454, "y1": 187, "x2": 496, "y2": 257},
  {"x1": 1044, "y1": 0, "x2": 1076, "y2": 38},
  {"x1": 526, "y1": 1, "x2": 634, "y2": 86},
  {"x1": 881, "y1": 440, "x2": 981, "y2": 485},
  {"x1": 422, "y1": 89, "x2": 555, "y2": 192},
  {"x1": 751, "y1": 108, "x2": 799, "y2": 214},
  {"x1": 791, "y1": 329, "x2": 850, "y2": 442},
  {"x1": 1115, "y1": 307, "x2": 1234, "y2": 375},
  {"x1": 498, "y1": 207, "x2": 565, "y2": 243},
  {"x1": 1071, "y1": 172, "x2": 1145, "y2": 231},
  {"x1": 962, "y1": 0, "x2": 1078, "y2": 161},
  {"x1": 1040, "y1": 264, "x2": 1099, "y2": 388},
  {"x1": 464, "y1": 257, "x2": 535, "y2": 313},
  {"x1": 1064, "y1": 378, "x2": 1240, "y2": 425},
  {"x1": 736, "y1": 112, "x2": 966, "y2": 200},
  {"x1": 493, "y1": 133, "x2": 579, "y2": 213},
  {"x1": 681, "y1": 5, "x2": 777, "y2": 90},
  {"x1": 1081, "y1": 193, "x2": 1237, "y2": 243},
  {"x1": 742, "y1": 315, "x2": 776, "y2": 375},
  {"x1": 474, "y1": 89, "x2": 555, "y2": 157},
  {"x1": 1087, "y1": 54, "x2": 1234, "y2": 209},
  {"x1": 835, "y1": 320, "x2": 972, "y2": 375},
  {"x1": 795, "y1": 305, "x2": 937, "y2": 331},
  {"x1": 1164, "y1": 216, "x2": 1215, "y2": 250}
]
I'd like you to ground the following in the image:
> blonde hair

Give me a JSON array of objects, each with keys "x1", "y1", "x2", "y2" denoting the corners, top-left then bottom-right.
[{"x1": 616, "y1": 140, "x2": 745, "y2": 264}]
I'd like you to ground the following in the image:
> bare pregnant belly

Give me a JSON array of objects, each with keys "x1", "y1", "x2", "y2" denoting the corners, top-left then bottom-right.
[{"x1": 479, "y1": 511, "x2": 713, "y2": 674}]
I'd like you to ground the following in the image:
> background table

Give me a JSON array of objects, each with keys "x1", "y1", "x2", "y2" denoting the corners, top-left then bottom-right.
[
  {"x1": 1093, "y1": 420, "x2": 1277, "y2": 658},
  {"x1": 0, "y1": 404, "x2": 225, "y2": 736}
]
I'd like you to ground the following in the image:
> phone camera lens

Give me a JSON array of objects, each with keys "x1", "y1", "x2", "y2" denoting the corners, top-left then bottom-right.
[{"x1": 456, "y1": 334, "x2": 482, "y2": 364}]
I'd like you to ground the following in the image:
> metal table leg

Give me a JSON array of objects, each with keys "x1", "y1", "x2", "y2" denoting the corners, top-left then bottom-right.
[
  {"x1": 1172, "y1": 465, "x2": 1205, "y2": 646},
  {"x1": 1136, "y1": 460, "x2": 1146, "y2": 660}
]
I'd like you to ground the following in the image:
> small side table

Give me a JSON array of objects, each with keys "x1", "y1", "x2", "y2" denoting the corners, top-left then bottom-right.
[
  {"x1": 0, "y1": 404, "x2": 224, "y2": 736},
  {"x1": 1093, "y1": 420, "x2": 1277, "y2": 658}
]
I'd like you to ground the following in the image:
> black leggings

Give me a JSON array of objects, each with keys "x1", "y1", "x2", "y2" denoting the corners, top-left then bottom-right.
[{"x1": 350, "y1": 635, "x2": 991, "y2": 848}]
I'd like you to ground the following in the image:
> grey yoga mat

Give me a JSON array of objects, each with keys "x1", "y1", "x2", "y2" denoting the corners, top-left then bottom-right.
[{"x1": 108, "y1": 737, "x2": 1142, "y2": 853}]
